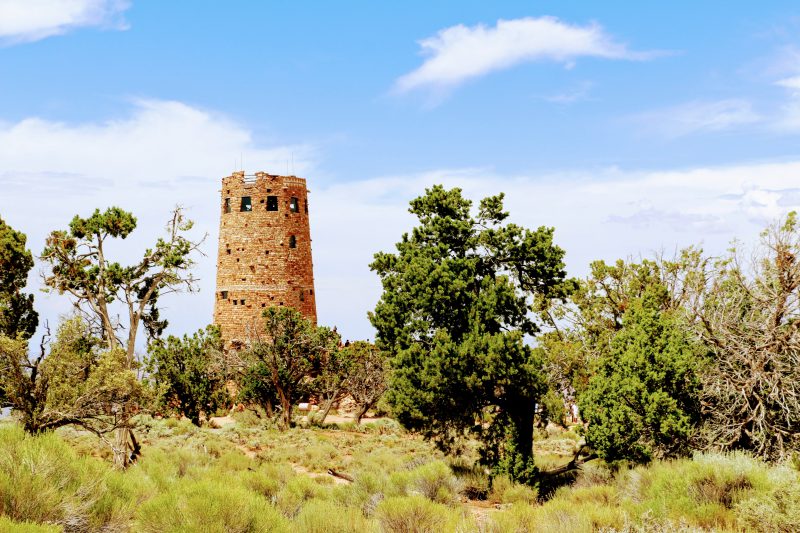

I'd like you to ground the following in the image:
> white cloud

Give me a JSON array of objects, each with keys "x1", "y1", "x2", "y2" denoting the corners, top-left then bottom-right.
[
  {"x1": 2, "y1": 101, "x2": 800, "y2": 346},
  {"x1": 311, "y1": 161, "x2": 800, "y2": 340},
  {"x1": 0, "y1": 0, "x2": 130, "y2": 44},
  {"x1": 633, "y1": 99, "x2": 761, "y2": 138},
  {"x1": 776, "y1": 75, "x2": 800, "y2": 90},
  {"x1": 395, "y1": 16, "x2": 654, "y2": 93},
  {"x1": 0, "y1": 99, "x2": 313, "y2": 348}
]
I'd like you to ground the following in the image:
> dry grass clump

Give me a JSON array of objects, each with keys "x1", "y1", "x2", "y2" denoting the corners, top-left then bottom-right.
[
  {"x1": 135, "y1": 479, "x2": 289, "y2": 532},
  {"x1": 2, "y1": 417, "x2": 800, "y2": 533},
  {"x1": 376, "y1": 495, "x2": 473, "y2": 533}
]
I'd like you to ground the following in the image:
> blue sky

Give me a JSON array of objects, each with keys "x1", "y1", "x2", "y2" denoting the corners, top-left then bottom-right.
[{"x1": 1, "y1": 1, "x2": 800, "y2": 343}]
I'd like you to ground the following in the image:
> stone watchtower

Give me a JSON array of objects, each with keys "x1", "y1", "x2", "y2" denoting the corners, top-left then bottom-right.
[{"x1": 213, "y1": 171, "x2": 317, "y2": 346}]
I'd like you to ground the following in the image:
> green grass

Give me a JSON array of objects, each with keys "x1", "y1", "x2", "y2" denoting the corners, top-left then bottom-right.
[{"x1": 0, "y1": 418, "x2": 798, "y2": 532}]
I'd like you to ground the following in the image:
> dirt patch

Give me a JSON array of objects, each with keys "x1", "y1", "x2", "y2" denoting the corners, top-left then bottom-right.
[
  {"x1": 291, "y1": 463, "x2": 351, "y2": 485},
  {"x1": 209, "y1": 415, "x2": 236, "y2": 428}
]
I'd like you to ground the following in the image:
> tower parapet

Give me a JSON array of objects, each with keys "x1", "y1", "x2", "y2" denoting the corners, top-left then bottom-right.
[{"x1": 213, "y1": 171, "x2": 317, "y2": 346}]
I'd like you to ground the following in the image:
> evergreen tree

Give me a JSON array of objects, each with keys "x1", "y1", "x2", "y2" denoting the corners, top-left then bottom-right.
[
  {"x1": 370, "y1": 185, "x2": 575, "y2": 483},
  {"x1": 579, "y1": 286, "x2": 704, "y2": 463},
  {"x1": 0, "y1": 216, "x2": 38, "y2": 339}
]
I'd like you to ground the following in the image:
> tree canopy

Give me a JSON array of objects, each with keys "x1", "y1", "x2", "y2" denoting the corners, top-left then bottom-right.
[
  {"x1": 147, "y1": 325, "x2": 228, "y2": 426},
  {"x1": 370, "y1": 185, "x2": 575, "y2": 483},
  {"x1": 0, "y1": 216, "x2": 38, "y2": 339}
]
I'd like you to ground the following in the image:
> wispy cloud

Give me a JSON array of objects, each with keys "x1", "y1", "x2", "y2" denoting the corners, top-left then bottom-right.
[
  {"x1": 542, "y1": 81, "x2": 595, "y2": 104},
  {"x1": 634, "y1": 99, "x2": 761, "y2": 138},
  {"x1": 395, "y1": 16, "x2": 656, "y2": 94},
  {"x1": 0, "y1": 0, "x2": 131, "y2": 44}
]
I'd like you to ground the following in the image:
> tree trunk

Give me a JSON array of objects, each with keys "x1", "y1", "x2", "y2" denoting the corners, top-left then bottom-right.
[
  {"x1": 354, "y1": 403, "x2": 370, "y2": 425},
  {"x1": 113, "y1": 427, "x2": 131, "y2": 469},
  {"x1": 318, "y1": 397, "x2": 335, "y2": 424},
  {"x1": 277, "y1": 388, "x2": 292, "y2": 430},
  {"x1": 509, "y1": 404, "x2": 536, "y2": 470},
  {"x1": 264, "y1": 398, "x2": 274, "y2": 418}
]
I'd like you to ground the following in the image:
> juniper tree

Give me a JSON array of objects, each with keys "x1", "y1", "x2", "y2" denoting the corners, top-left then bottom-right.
[
  {"x1": 0, "y1": 216, "x2": 38, "y2": 339},
  {"x1": 146, "y1": 325, "x2": 229, "y2": 426},
  {"x1": 370, "y1": 185, "x2": 575, "y2": 484},
  {"x1": 240, "y1": 307, "x2": 339, "y2": 430},
  {"x1": 40, "y1": 206, "x2": 204, "y2": 467},
  {"x1": 578, "y1": 285, "x2": 705, "y2": 463}
]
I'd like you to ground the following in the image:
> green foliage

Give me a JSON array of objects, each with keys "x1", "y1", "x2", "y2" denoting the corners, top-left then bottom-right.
[
  {"x1": 0, "y1": 216, "x2": 38, "y2": 340},
  {"x1": 40, "y1": 206, "x2": 204, "y2": 466},
  {"x1": 539, "y1": 388, "x2": 567, "y2": 427},
  {"x1": 147, "y1": 325, "x2": 229, "y2": 425},
  {"x1": 342, "y1": 341, "x2": 389, "y2": 423},
  {"x1": 310, "y1": 341, "x2": 352, "y2": 423},
  {"x1": 375, "y1": 495, "x2": 469, "y2": 533},
  {"x1": 0, "y1": 516, "x2": 60, "y2": 532},
  {"x1": 1, "y1": 317, "x2": 146, "y2": 437},
  {"x1": 371, "y1": 185, "x2": 575, "y2": 483},
  {"x1": 0, "y1": 424, "x2": 137, "y2": 531},
  {"x1": 579, "y1": 286, "x2": 704, "y2": 463},
  {"x1": 239, "y1": 306, "x2": 340, "y2": 429},
  {"x1": 293, "y1": 500, "x2": 377, "y2": 533},
  {"x1": 237, "y1": 362, "x2": 279, "y2": 417},
  {"x1": 41, "y1": 206, "x2": 203, "y2": 362},
  {"x1": 2, "y1": 415, "x2": 799, "y2": 532},
  {"x1": 136, "y1": 479, "x2": 290, "y2": 532}
]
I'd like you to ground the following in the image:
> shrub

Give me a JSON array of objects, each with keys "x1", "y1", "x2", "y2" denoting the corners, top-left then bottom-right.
[
  {"x1": 0, "y1": 425, "x2": 107, "y2": 529},
  {"x1": 0, "y1": 516, "x2": 60, "y2": 533},
  {"x1": 293, "y1": 500, "x2": 378, "y2": 532},
  {"x1": 579, "y1": 288, "x2": 704, "y2": 464},
  {"x1": 489, "y1": 475, "x2": 538, "y2": 505},
  {"x1": 449, "y1": 458, "x2": 490, "y2": 500},
  {"x1": 135, "y1": 479, "x2": 289, "y2": 532},
  {"x1": 734, "y1": 464, "x2": 800, "y2": 532},
  {"x1": 276, "y1": 474, "x2": 327, "y2": 518},
  {"x1": 375, "y1": 496, "x2": 467, "y2": 533},
  {"x1": 390, "y1": 461, "x2": 461, "y2": 504}
]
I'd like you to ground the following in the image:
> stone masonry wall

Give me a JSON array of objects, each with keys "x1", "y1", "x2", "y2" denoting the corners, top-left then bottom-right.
[{"x1": 213, "y1": 171, "x2": 317, "y2": 345}]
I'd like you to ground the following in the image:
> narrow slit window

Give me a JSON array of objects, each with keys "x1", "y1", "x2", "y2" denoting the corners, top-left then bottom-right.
[
  {"x1": 290, "y1": 197, "x2": 299, "y2": 213},
  {"x1": 289, "y1": 235, "x2": 297, "y2": 248},
  {"x1": 220, "y1": 290, "x2": 228, "y2": 299},
  {"x1": 223, "y1": 198, "x2": 231, "y2": 213},
  {"x1": 240, "y1": 196, "x2": 252, "y2": 212},
  {"x1": 266, "y1": 196, "x2": 278, "y2": 211},
  {"x1": 304, "y1": 200, "x2": 308, "y2": 214},
  {"x1": 299, "y1": 290, "x2": 305, "y2": 301}
]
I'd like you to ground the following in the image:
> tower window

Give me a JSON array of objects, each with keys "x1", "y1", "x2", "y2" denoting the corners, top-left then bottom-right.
[
  {"x1": 224, "y1": 198, "x2": 231, "y2": 213},
  {"x1": 299, "y1": 290, "x2": 305, "y2": 301},
  {"x1": 304, "y1": 200, "x2": 308, "y2": 214},
  {"x1": 220, "y1": 291, "x2": 228, "y2": 299},
  {"x1": 289, "y1": 235, "x2": 297, "y2": 248},
  {"x1": 290, "y1": 197, "x2": 299, "y2": 213},
  {"x1": 267, "y1": 196, "x2": 278, "y2": 211},
  {"x1": 233, "y1": 300, "x2": 238, "y2": 306},
  {"x1": 241, "y1": 196, "x2": 252, "y2": 211}
]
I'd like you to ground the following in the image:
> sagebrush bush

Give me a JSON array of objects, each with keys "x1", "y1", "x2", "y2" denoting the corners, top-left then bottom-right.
[
  {"x1": 135, "y1": 479, "x2": 289, "y2": 532},
  {"x1": 293, "y1": 499, "x2": 378, "y2": 532},
  {"x1": 0, "y1": 515, "x2": 60, "y2": 533},
  {"x1": 376, "y1": 495, "x2": 468, "y2": 533},
  {"x1": 391, "y1": 461, "x2": 461, "y2": 504},
  {"x1": 0, "y1": 425, "x2": 110, "y2": 530},
  {"x1": 489, "y1": 475, "x2": 538, "y2": 504},
  {"x1": 275, "y1": 473, "x2": 328, "y2": 517}
]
